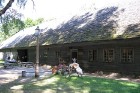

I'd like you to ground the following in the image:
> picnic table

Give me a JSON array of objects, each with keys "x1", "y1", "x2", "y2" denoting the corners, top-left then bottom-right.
[{"x1": 19, "y1": 62, "x2": 34, "y2": 68}]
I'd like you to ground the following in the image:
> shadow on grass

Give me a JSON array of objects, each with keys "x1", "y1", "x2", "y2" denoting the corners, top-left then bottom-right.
[{"x1": 0, "y1": 74, "x2": 140, "y2": 93}]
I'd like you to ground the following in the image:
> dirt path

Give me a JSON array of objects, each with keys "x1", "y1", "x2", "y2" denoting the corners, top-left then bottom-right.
[
  {"x1": 1, "y1": 66, "x2": 140, "y2": 85},
  {"x1": 0, "y1": 66, "x2": 52, "y2": 84}
]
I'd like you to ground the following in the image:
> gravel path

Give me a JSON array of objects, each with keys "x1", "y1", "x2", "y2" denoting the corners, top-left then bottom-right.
[
  {"x1": 0, "y1": 66, "x2": 52, "y2": 84},
  {"x1": 1, "y1": 66, "x2": 140, "y2": 85}
]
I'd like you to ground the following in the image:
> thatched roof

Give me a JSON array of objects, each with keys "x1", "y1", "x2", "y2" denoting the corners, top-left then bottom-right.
[{"x1": 0, "y1": 0, "x2": 140, "y2": 49}]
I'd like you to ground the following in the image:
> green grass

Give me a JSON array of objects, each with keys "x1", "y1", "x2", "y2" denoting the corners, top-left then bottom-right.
[
  {"x1": 0, "y1": 60, "x2": 4, "y2": 68},
  {"x1": 0, "y1": 60, "x2": 4, "y2": 63},
  {"x1": 0, "y1": 75, "x2": 140, "y2": 93}
]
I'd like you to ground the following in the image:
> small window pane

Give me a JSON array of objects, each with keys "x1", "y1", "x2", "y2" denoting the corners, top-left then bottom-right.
[
  {"x1": 104, "y1": 49, "x2": 114, "y2": 62},
  {"x1": 89, "y1": 50, "x2": 97, "y2": 62},
  {"x1": 121, "y1": 48, "x2": 133, "y2": 63}
]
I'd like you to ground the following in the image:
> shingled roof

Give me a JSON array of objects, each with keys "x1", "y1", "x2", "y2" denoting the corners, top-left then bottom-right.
[{"x1": 0, "y1": 0, "x2": 140, "y2": 49}]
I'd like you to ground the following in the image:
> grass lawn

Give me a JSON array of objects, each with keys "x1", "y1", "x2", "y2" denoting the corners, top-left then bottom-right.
[
  {"x1": 0, "y1": 60, "x2": 4, "y2": 68},
  {"x1": 0, "y1": 75, "x2": 140, "y2": 93}
]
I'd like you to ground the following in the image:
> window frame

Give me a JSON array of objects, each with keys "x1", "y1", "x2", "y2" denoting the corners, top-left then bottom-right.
[
  {"x1": 120, "y1": 47, "x2": 134, "y2": 63},
  {"x1": 55, "y1": 51, "x2": 61, "y2": 58},
  {"x1": 88, "y1": 49, "x2": 97, "y2": 62},
  {"x1": 103, "y1": 48, "x2": 114, "y2": 63}
]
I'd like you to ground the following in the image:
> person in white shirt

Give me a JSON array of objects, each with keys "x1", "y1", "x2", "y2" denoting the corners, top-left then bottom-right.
[{"x1": 69, "y1": 58, "x2": 83, "y2": 77}]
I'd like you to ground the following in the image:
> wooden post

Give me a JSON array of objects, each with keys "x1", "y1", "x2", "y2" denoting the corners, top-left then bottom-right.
[{"x1": 35, "y1": 26, "x2": 40, "y2": 78}]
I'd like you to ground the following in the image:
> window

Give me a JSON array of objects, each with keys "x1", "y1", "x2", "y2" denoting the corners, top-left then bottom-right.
[
  {"x1": 56, "y1": 51, "x2": 61, "y2": 58},
  {"x1": 103, "y1": 49, "x2": 114, "y2": 62},
  {"x1": 121, "y1": 48, "x2": 133, "y2": 63},
  {"x1": 89, "y1": 50, "x2": 97, "y2": 62}
]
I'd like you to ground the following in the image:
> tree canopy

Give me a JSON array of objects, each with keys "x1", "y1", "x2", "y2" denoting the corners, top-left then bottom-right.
[
  {"x1": 0, "y1": 17, "x2": 44, "y2": 42},
  {"x1": 0, "y1": 0, "x2": 34, "y2": 16},
  {"x1": 0, "y1": 0, "x2": 38, "y2": 42}
]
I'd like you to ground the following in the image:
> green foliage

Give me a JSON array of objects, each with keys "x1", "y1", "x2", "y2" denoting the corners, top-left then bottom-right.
[
  {"x1": 24, "y1": 18, "x2": 44, "y2": 28},
  {"x1": 36, "y1": 18, "x2": 44, "y2": 24},
  {"x1": 0, "y1": 8, "x2": 24, "y2": 41},
  {"x1": 0, "y1": 17, "x2": 44, "y2": 42},
  {"x1": 2, "y1": 18, "x2": 24, "y2": 35}
]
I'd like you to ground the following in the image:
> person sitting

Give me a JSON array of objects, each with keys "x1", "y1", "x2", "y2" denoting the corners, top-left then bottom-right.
[
  {"x1": 57, "y1": 61, "x2": 67, "y2": 75},
  {"x1": 4, "y1": 56, "x2": 11, "y2": 69},
  {"x1": 52, "y1": 61, "x2": 66, "y2": 75},
  {"x1": 5, "y1": 56, "x2": 10, "y2": 62},
  {"x1": 52, "y1": 66, "x2": 58, "y2": 74},
  {"x1": 4, "y1": 56, "x2": 17, "y2": 69},
  {"x1": 58, "y1": 62, "x2": 63, "y2": 69},
  {"x1": 5, "y1": 56, "x2": 16, "y2": 63}
]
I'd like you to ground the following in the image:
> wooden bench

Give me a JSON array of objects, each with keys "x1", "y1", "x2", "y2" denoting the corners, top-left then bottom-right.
[{"x1": 19, "y1": 62, "x2": 34, "y2": 68}]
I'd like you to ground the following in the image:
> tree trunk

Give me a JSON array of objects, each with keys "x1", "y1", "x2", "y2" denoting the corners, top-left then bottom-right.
[{"x1": 0, "y1": 0, "x2": 15, "y2": 16}]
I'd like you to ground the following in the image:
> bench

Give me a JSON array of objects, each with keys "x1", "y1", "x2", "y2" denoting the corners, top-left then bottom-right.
[{"x1": 19, "y1": 62, "x2": 34, "y2": 68}]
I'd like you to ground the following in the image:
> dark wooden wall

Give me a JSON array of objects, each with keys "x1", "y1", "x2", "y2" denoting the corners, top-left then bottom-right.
[
  {"x1": 16, "y1": 38, "x2": 140, "y2": 75},
  {"x1": 2, "y1": 37, "x2": 140, "y2": 76}
]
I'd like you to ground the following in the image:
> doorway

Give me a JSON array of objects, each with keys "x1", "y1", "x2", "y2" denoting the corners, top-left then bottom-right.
[
  {"x1": 71, "y1": 49, "x2": 78, "y2": 62},
  {"x1": 17, "y1": 49, "x2": 28, "y2": 62}
]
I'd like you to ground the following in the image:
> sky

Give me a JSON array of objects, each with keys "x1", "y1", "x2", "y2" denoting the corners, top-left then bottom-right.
[
  {"x1": 16, "y1": 0, "x2": 94, "y2": 20},
  {"x1": 3, "y1": 0, "x2": 133, "y2": 20},
  {"x1": 12, "y1": 0, "x2": 124, "y2": 20}
]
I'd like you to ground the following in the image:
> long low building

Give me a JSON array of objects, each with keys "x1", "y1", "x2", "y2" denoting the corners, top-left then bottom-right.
[{"x1": 0, "y1": 0, "x2": 140, "y2": 75}]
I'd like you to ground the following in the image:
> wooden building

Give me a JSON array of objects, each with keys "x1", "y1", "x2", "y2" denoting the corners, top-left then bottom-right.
[
  {"x1": 1, "y1": 36, "x2": 140, "y2": 75},
  {"x1": 0, "y1": 1, "x2": 140, "y2": 75}
]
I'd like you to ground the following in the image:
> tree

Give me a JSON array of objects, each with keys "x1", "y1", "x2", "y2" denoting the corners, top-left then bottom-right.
[
  {"x1": 0, "y1": 0, "x2": 34, "y2": 16},
  {"x1": 0, "y1": 8, "x2": 24, "y2": 42},
  {"x1": 0, "y1": 8, "x2": 24, "y2": 34},
  {"x1": 24, "y1": 18, "x2": 44, "y2": 28},
  {"x1": 0, "y1": 0, "x2": 15, "y2": 16},
  {"x1": 0, "y1": 0, "x2": 35, "y2": 41},
  {"x1": 0, "y1": 16, "x2": 44, "y2": 42}
]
